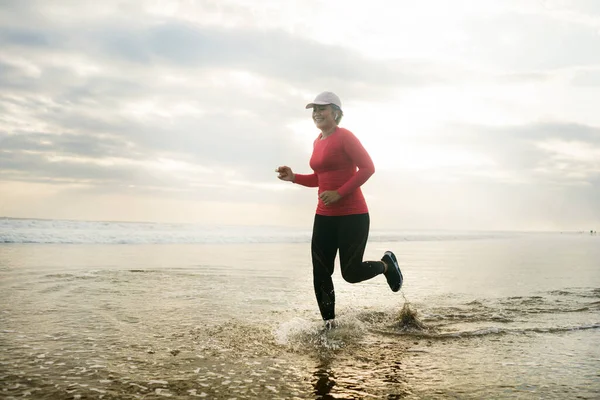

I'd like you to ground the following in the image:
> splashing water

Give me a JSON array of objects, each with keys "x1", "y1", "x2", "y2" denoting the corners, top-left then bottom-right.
[{"x1": 397, "y1": 293, "x2": 427, "y2": 331}]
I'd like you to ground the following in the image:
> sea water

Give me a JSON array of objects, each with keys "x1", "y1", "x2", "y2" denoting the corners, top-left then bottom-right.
[{"x1": 1, "y1": 218, "x2": 599, "y2": 399}]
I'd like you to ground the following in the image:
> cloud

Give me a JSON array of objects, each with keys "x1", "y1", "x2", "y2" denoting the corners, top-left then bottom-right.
[
  {"x1": 0, "y1": 3, "x2": 453, "y2": 201},
  {"x1": 0, "y1": 0, "x2": 453, "y2": 190},
  {"x1": 1, "y1": 0, "x2": 599, "y2": 229},
  {"x1": 1, "y1": 131, "x2": 133, "y2": 159},
  {"x1": 0, "y1": 20, "x2": 433, "y2": 91},
  {"x1": 424, "y1": 121, "x2": 600, "y2": 186},
  {"x1": 571, "y1": 68, "x2": 600, "y2": 86},
  {"x1": 460, "y1": 10, "x2": 600, "y2": 70}
]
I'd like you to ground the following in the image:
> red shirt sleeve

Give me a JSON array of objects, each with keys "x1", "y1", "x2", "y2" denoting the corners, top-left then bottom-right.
[
  {"x1": 336, "y1": 131, "x2": 375, "y2": 197},
  {"x1": 293, "y1": 173, "x2": 319, "y2": 187}
]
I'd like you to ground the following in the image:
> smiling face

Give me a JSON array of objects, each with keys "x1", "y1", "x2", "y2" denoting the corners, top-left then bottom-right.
[{"x1": 312, "y1": 104, "x2": 337, "y2": 131}]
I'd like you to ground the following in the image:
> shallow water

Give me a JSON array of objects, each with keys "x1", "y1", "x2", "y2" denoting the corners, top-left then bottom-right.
[{"x1": 1, "y1": 233, "x2": 599, "y2": 399}]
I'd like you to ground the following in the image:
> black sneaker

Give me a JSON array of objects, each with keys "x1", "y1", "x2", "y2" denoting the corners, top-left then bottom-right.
[{"x1": 382, "y1": 251, "x2": 403, "y2": 292}]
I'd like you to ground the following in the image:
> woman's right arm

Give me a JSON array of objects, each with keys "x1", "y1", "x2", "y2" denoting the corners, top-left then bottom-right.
[
  {"x1": 275, "y1": 166, "x2": 318, "y2": 187},
  {"x1": 293, "y1": 173, "x2": 319, "y2": 187}
]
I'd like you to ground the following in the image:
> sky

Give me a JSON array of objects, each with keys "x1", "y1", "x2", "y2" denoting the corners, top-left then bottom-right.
[{"x1": 1, "y1": 0, "x2": 599, "y2": 231}]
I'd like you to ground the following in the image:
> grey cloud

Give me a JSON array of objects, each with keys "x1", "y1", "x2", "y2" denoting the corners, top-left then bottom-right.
[
  {"x1": 548, "y1": 0, "x2": 600, "y2": 15},
  {"x1": 0, "y1": 31, "x2": 321, "y2": 169},
  {"x1": 495, "y1": 71, "x2": 553, "y2": 83},
  {"x1": 0, "y1": 143, "x2": 302, "y2": 205},
  {"x1": 468, "y1": 121, "x2": 600, "y2": 144},
  {"x1": 0, "y1": 84, "x2": 311, "y2": 190},
  {"x1": 0, "y1": 150, "x2": 140, "y2": 184},
  {"x1": 0, "y1": 61, "x2": 25, "y2": 84},
  {"x1": 370, "y1": 166, "x2": 600, "y2": 230},
  {"x1": 1, "y1": 49, "x2": 315, "y2": 187},
  {"x1": 0, "y1": 61, "x2": 46, "y2": 92},
  {"x1": 1, "y1": 132, "x2": 136, "y2": 159},
  {"x1": 571, "y1": 69, "x2": 600, "y2": 86},
  {"x1": 0, "y1": 26, "x2": 53, "y2": 48},
  {"x1": 0, "y1": 20, "x2": 435, "y2": 91},
  {"x1": 529, "y1": 122, "x2": 600, "y2": 142},
  {"x1": 462, "y1": 11, "x2": 600, "y2": 70},
  {"x1": 2, "y1": 81, "x2": 311, "y2": 165},
  {"x1": 434, "y1": 121, "x2": 600, "y2": 184},
  {"x1": 131, "y1": 22, "x2": 419, "y2": 87},
  {"x1": 0, "y1": 146, "x2": 213, "y2": 194},
  {"x1": 0, "y1": 58, "x2": 146, "y2": 100},
  {"x1": 114, "y1": 111, "x2": 310, "y2": 182}
]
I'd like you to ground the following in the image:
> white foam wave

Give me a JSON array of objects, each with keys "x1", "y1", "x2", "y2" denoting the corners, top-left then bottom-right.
[
  {"x1": 402, "y1": 323, "x2": 600, "y2": 339},
  {"x1": 0, "y1": 218, "x2": 312, "y2": 245},
  {"x1": 0, "y1": 218, "x2": 518, "y2": 245}
]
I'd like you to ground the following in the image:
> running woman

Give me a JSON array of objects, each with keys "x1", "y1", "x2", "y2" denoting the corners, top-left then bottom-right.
[{"x1": 276, "y1": 91, "x2": 403, "y2": 330}]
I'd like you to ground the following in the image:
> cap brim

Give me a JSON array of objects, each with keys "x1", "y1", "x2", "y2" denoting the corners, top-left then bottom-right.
[{"x1": 305, "y1": 101, "x2": 330, "y2": 109}]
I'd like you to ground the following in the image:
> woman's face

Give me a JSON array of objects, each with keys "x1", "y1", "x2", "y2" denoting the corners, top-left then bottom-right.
[{"x1": 312, "y1": 105, "x2": 336, "y2": 130}]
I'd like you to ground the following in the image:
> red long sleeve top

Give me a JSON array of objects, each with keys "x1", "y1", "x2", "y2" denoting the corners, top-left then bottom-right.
[{"x1": 293, "y1": 126, "x2": 375, "y2": 216}]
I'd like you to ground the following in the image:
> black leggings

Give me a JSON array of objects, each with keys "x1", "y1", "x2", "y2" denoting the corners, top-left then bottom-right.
[{"x1": 311, "y1": 213, "x2": 385, "y2": 320}]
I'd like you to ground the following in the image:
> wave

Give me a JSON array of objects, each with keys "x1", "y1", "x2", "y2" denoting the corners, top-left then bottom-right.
[
  {"x1": 379, "y1": 289, "x2": 600, "y2": 340},
  {"x1": 394, "y1": 323, "x2": 600, "y2": 339},
  {"x1": 0, "y1": 217, "x2": 520, "y2": 245},
  {"x1": 422, "y1": 291, "x2": 600, "y2": 324},
  {"x1": 0, "y1": 218, "x2": 311, "y2": 245}
]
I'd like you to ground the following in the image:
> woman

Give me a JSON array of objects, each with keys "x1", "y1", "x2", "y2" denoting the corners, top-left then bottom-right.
[{"x1": 276, "y1": 91, "x2": 403, "y2": 329}]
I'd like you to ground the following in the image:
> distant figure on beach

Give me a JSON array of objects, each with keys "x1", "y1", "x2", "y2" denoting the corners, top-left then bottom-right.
[{"x1": 275, "y1": 91, "x2": 403, "y2": 330}]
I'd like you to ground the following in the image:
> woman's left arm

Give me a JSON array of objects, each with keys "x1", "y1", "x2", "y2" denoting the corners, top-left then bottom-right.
[{"x1": 336, "y1": 130, "x2": 375, "y2": 197}]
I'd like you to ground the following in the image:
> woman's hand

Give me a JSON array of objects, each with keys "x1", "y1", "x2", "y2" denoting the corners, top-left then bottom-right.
[
  {"x1": 275, "y1": 166, "x2": 295, "y2": 182},
  {"x1": 319, "y1": 190, "x2": 341, "y2": 206}
]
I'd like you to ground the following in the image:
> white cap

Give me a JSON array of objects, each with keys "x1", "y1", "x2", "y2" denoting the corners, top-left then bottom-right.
[{"x1": 305, "y1": 91, "x2": 342, "y2": 110}]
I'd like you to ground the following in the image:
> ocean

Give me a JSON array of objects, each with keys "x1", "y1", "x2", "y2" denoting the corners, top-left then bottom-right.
[{"x1": 1, "y1": 218, "x2": 599, "y2": 399}]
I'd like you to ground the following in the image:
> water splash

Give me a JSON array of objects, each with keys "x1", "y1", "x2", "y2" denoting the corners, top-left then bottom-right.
[
  {"x1": 397, "y1": 301, "x2": 427, "y2": 331},
  {"x1": 395, "y1": 291, "x2": 427, "y2": 332},
  {"x1": 274, "y1": 317, "x2": 367, "y2": 355}
]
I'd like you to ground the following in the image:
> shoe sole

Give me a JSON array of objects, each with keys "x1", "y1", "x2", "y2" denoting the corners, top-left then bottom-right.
[{"x1": 385, "y1": 251, "x2": 403, "y2": 292}]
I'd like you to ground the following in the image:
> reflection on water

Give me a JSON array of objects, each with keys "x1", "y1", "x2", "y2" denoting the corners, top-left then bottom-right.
[
  {"x1": 313, "y1": 348, "x2": 409, "y2": 399},
  {"x1": 299, "y1": 323, "x2": 412, "y2": 399},
  {"x1": 313, "y1": 367, "x2": 336, "y2": 399}
]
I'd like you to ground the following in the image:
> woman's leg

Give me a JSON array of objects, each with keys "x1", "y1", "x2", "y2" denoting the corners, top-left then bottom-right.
[
  {"x1": 338, "y1": 213, "x2": 385, "y2": 283},
  {"x1": 311, "y1": 214, "x2": 339, "y2": 320}
]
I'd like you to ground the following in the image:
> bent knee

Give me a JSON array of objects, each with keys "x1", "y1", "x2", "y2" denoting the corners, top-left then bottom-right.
[{"x1": 341, "y1": 272, "x2": 362, "y2": 284}]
